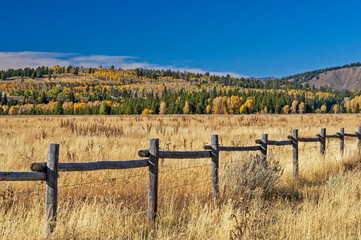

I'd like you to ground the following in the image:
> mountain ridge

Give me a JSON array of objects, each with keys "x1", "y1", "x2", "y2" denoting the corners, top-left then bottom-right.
[{"x1": 282, "y1": 62, "x2": 361, "y2": 90}]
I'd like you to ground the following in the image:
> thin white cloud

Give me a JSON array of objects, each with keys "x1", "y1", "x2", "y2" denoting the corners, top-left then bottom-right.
[
  {"x1": 0, "y1": 52, "x2": 71, "y2": 69},
  {"x1": 0, "y1": 51, "x2": 246, "y2": 78}
]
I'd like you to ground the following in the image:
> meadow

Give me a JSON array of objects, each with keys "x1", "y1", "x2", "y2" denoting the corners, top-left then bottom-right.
[{"x1": 1, "y1": 114, "x2": 361, "y2": 239}]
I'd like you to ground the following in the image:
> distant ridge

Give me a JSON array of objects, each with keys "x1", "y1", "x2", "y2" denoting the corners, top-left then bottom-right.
[
  {"x1": 248, "y1": 77, "x2": 278, "y2": 81},
  {"x1": 282, "y1": 62, "x2": 361, "y2": 90}
]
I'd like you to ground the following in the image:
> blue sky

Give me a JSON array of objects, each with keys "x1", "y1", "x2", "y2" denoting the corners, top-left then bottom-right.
[{"x1": 1, "y1": 0, "x2": 361, "y2": 78}]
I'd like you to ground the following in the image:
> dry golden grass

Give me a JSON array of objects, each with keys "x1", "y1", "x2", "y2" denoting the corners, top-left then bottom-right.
[{"x1": 1, "y1": 114, "x2": 361, "y2": 239}]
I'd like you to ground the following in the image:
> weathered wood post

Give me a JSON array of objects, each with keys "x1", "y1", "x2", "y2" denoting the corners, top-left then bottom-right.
[
  {"x1": 320, "y1": 128, "x2": 326, "y2": 155},
  {"x1": 44, "y1": 144, "x2": 59, "y2": 238},
  {"x1": 211, "y1": 135, "x2": 219, "y2": 201},
  {"x1": 147, "y1": 138, "x2": 159, "y2": 223},
  {"x1": 260, "y1": 134, "x2": 268, "y2": 164},
  {"x1": 340, "y1": 128, "x2": 344, "y2": 154},
  {"x1": 292, "y1": 129, "x2": 298, "y2": 179},
  {"x1": 358, "y1": 126, "x2": 361, "y2": 151}
]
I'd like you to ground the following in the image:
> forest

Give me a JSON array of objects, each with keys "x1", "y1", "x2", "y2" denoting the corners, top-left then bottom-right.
[{"x1": 0, "y1": 66, "x2": 360, "y2": 115}]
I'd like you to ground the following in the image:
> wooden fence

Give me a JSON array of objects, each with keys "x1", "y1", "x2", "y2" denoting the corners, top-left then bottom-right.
[{"x1": 1, "y1": 126, "x2": 361, "y2": 237}]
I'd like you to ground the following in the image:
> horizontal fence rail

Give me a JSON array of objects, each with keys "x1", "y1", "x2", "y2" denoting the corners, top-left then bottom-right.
[
  {"x1": 326, "y1": 134, "x2": 340, "y2": 139},
  {"x1": 255, "y1": 140, "x2": 293, "y2": 146},
  {"x1": 296, "y1": 137, "x2": 320, "y2": 142},
  {"x1": 204, "y1": 145, "x2": 261, "y2": 151},
  {"x1": 344, "y1": 133, "x2": 359, "y2": 137},
  {"x1": 138, "y1": 150, "x2": 211, "y2": 159},
  {"x1": 31, "y1": 160, "x2": 149, "y2": 172},
  {"x1": 0, "y1": 172, "x2": 46, "y2": 181},
  {"x1": 1, "y1": 126, "x2": 361, "y2": 237}
]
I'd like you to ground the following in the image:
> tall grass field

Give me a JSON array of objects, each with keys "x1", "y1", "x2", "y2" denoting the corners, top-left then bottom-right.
[{"x1": 1, "y1": 114, "x2": 361, "y2": 239}]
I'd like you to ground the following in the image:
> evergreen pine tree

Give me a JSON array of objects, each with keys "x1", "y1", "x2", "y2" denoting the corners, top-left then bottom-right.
[{"x1": 2, "y1": 93, "x2": 7, "y2": 105}]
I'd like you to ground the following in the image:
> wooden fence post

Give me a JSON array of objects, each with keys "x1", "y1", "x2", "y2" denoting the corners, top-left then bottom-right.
[
  {"x1": 320, "y1": 128, "x2": 326, "y2": 155},
  {"x1": 292, "y1": 129, "x2": 298, "y2": 179},
  {"x1": 260, "y1": 134, "x2": 268, "y2": 163},
  {"x1": 357, "y1": 126, "x2": 361, "y2": 151},
  {"x1": 211, "y1": 135, "x2": 219, "y2": 201},
  {"x1": 340, "y1": 128, "x2": 344, "y2": 154},
  {"x1": 147, "y1": 138, "x2": 159, "y2": 223},
  {"x1": 44, "y1": 144, "x2": 59, "y2": 238}
]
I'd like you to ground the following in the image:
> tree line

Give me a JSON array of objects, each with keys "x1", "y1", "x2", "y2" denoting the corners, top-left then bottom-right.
[{"x1": 1, "y1": 87, "x2": 356, "y2": 115}]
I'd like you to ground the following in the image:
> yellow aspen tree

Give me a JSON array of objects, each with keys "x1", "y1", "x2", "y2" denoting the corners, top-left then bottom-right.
[
  {"x1": 350, "y1": 99, "x2": 356, "y2": 113},
  {"x1": 2, "y1": 106, "x2": 8, "y2": 114},
  {"x1": 159, "y1": 101, "x2": 167, "y2": 114},
  {"x1": 320, "y1": 104, "x2": 327, "y2": 113},
  {"x1": 183, "y1": 101, "x2": 190, "y2": 114},
  {"x1": 9, "y1": 106, "x2": 19, "y2": 115},
  {"x1": 205, "y1": 104, "x2": 211, "y2": 114},
  {"x1": 333, "y1": 104, "x2": 339, "y2": 113},
  {"x1": 239, "y1": 104, "x2": 246, "y2": 114},
  {"x1": 263, "y1": 106, "x2": 268, "y2": 114},
  {"x1": 282, "y1": 105, "x2": 290, "y2": 114},
  {"x1": 299, "y1": 102, "x2": 305, "y2": 114},
  {"x1": 141, "y1": 109, "x2": 153, "y2": 115},
  {"x1": 244, "y1": 98, "x2": 254, "y2": 113},
  {"x1": 345, "y1": 100, "x2": 352, "y2": 113},
  {"x1": 228, "y1": 95, "x2": 242, "y2": 114},
  {"x1": 212, "y1": 97, "x2": 225, "y2": 114},
  {"x1": 291, "y1": 100, "x2": 298, "y2": 113},
  {"x1": 350, "y1": 98, "x2": 361, "y2": 113}
]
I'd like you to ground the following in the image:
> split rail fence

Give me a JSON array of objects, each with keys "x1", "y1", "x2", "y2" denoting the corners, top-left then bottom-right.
[{"x1": 1, "y1": 126, "x2": 361, "y2": 237}]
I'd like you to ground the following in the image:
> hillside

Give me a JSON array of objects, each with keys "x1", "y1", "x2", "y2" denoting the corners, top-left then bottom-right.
[
  {"x1": 307, "y1": 67, "x2": 361, "y2": 90},
  {"x1": 283, "y1": 63, "x2": 361, "y2": 90}
]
